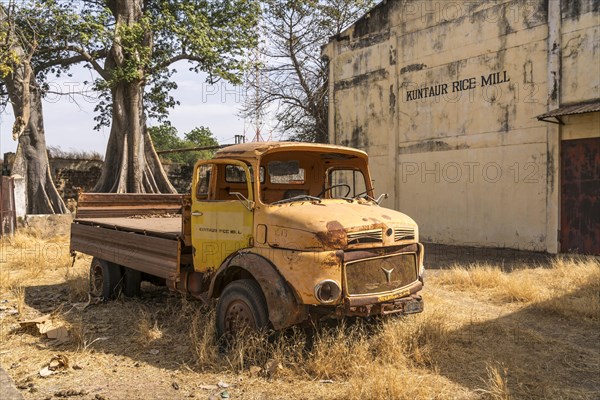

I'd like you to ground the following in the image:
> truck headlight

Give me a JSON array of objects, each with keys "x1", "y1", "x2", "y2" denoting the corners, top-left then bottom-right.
[{"x1": 314, "y1": 280, "x2": 341, "y2": 304}]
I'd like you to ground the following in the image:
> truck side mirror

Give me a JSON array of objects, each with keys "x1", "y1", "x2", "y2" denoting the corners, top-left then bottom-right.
[{"x1": 376, "y1": 193, "x2": 388, "y2": 205}]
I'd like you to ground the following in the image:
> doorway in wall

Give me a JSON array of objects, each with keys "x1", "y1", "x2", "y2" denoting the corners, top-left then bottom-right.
[{"x1": 560, "y1": 137, "x2": 600, "y2": 255}]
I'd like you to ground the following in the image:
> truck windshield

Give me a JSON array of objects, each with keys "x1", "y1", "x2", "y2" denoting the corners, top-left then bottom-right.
[{"x1": 258, "y1": 151, "x2": 371, "y2": 205}]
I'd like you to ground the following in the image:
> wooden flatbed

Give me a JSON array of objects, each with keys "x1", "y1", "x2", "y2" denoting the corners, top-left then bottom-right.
[
  {"x1": 70, "y1": 193, "x2": 190, "y2": 281},
  {"x1": 74, "y1": 216, "x2": 182, "y2": 240}
]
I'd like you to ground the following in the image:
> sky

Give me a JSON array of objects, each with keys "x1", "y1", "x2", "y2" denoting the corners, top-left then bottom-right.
[{"x1": 0, "y1": 60, "x2": 270, "y2": 158}]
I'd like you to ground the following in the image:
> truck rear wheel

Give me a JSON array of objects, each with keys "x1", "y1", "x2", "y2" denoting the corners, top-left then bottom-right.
[
  {"x1": 216, "y1": 279, "x2": 269, "y2": 339},
  {"x1": 123, "y1": 267, "x2": 141, "y2": 297},
  {"x1": 90, "y1": 258, "x2": 122, "y2": 300}
]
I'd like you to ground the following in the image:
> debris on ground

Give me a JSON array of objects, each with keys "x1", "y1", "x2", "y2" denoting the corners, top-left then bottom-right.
[
  {"x1": 264, "y1": 359, "x2": 283, "y2": 377},
  {"x1": 19, "y1": 315, "x2": 70, "y2": 342},
  {"x1": 39, "y1": 355, "x2": 69, "y2": 378},
  {"x1": 54, "y1": 389, "x2": 87, "y2": 397},
  {"x1": 248, "y1": 366, "x2": 262, "y2": 377}
]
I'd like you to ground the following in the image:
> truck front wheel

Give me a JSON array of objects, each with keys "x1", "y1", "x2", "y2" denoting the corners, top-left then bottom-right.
[
  {"x1": 90, "y1": 258, "x2": 122, "y2": 300},
  {"x1": 216, "y1": 279, "x2": 269, "y2": 339}
]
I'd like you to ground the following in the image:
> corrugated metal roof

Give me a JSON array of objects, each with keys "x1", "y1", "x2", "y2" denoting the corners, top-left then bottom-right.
[{"x1": 537, "y1": 99, "x2": 600, "y2": 121}]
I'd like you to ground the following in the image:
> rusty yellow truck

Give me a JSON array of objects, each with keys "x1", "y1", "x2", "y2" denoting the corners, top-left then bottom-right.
[{"x1": 70, "y1": 142, "x2": 424, "y2": 336}]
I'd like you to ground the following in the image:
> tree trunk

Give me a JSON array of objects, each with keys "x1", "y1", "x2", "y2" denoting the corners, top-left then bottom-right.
[
  {"x1": 3, "y1": 51, "x2": 67, "y2": 214},
  {"x1": 93, "y1": 0, "x2": 175, "y2": 193},
  {"x1": 93, "y1": 81, "x2": 176, "y2": 193}
]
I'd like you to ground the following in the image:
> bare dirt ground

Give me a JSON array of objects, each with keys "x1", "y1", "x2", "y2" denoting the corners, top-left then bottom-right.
[{"x1": 1, "y1": 231, "x2": 599, "y2": 400}]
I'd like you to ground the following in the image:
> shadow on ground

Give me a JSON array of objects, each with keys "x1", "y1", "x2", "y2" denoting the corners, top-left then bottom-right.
[
  {"x1": 425, "y1": 242, "x2": 558, "y2": 270},
  {"x1": 426, "y1": 284, "x2": 600, "y2": 398},
  {"x1": 16, "y1": 246, "x2": 600, "y2": 399}
]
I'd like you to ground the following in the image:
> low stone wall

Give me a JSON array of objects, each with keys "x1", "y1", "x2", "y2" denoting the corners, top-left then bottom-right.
[
  {"x1": 3, "y1": 154, "x2": 193, "y2": 209},
  {"x1": 162, "y1": 163, "x2": 193, "y2": 194},
  {"x1": 50, "y1": 158, "x2": 103, "y2": 203}
]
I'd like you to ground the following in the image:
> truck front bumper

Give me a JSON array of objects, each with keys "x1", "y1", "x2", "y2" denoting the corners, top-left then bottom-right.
[
  {"x1": 341, "y1": 280, "x2": 423, "y2": 317},
  {"x1": 344, "y1": 293, "x2": 423, "y2": 317}
]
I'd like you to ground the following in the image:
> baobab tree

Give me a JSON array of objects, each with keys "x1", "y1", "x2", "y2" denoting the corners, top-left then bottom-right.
[
  {"x1": 64, "y1": 0, "x2": 260, "y2": 192},
  {"x1": 0, "y1": 3, "x2": 67, "y2": 214},
  {"x1": 4, "y1": 0, "x2": 259, "y2": 195}
]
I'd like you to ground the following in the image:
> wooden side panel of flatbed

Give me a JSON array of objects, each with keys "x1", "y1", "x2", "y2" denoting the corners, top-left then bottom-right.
[{"x1": 70, "y1": 222, "x2": 180, "y2": 280}]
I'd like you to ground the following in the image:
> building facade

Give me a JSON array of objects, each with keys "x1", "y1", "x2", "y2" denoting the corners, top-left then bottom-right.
[{"x1": 322, "y1": 0, "x2": 599, "y2": 254}]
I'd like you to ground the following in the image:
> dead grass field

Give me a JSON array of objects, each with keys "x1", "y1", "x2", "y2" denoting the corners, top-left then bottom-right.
[{"x1": 1, "y1": 230, "x2": 599, "y2": 399}]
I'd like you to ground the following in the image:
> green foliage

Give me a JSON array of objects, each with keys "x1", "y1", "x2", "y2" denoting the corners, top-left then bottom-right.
[
  {"x1": 2, "y1": 0, "x2": 260, "y2": 127},
  {"x1": 149, "y1": 125, "x2": 219, "y2": 165}
]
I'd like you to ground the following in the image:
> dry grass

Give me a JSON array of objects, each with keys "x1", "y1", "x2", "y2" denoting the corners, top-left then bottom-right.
[
  {"x1": 1, "y1": 229, "x2": 598, "y2": 399},
  {"x1": 481, "y1": 363, "x2": 511, "y2": 400},
  {"x1": 9, "y1": 284, "x2": 26, "y2": 315},
  {"x1": 433, "y1": 256, "x2": 600, "y2": 320},
  {"x1": 136, "y1": 311, "x2": 164, "y2": 345},
  {"x1": 1, "y1": 230, "x2": 71, "y2": 289}
]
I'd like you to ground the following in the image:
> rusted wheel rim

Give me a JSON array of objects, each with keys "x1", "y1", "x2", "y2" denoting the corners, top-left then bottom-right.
[
  {"x1": 91, "y1": 264, "x2": 104, "y2": 297},
  {"x1": 224, "y1": 299, "x2": 256, "y2": 334}
]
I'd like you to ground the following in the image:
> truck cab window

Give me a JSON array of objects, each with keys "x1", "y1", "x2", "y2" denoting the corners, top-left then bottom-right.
[
  {"x1": 196, "y1": 164, "x2": 214, "y2": 200},
  {"x1": 268, "y1": 160, "x2": 305, "y2": 184},
  {"x1": 329, "y1": 169, "x2": 367, "y2": 198},
  {"x1": 226, "y1": 165, "x2": 264, "y2": 183}
]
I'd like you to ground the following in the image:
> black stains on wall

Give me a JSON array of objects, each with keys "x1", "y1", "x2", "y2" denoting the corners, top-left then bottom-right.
[
  {"x1": 352, "y1": 1, "x2": 393, "y2": 38},
  {"x1": 334, "y1": 69, "x2": 388, "y2": 91},
  {"x1": 400, "y1": 63, "x2": 427, "y2": 74},
  {"x1": 398, "y1": 140, "x2": 468, "y2": 155},
  {"x1": 389, "y1": 46, "x2": 397, "y2": 65},
  {"x1": 350, "y1": 31, "x2": 391, "y2": 50},
  {"x1": 389, "y1": 84, "x2": 396, "y2": 115},
  {"x1": 341, "y1": 126, "x2": 369, "y2": 149},
  {"x1": 562, "y1": 0, "x2": 582, "y2": 20}
]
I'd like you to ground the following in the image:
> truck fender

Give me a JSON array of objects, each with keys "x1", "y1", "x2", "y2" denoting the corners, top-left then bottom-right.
[{"x1": 208, "y1": 252, "x2": 307, "y2": 330}]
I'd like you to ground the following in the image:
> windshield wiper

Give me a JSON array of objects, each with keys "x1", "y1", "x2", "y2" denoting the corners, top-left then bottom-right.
[
  {"x1": 271, "y1": 195, "x2": 322, "y2": 205},
  {"x1": 353, "y1": 193, "x2": 388, "y2": 205}
]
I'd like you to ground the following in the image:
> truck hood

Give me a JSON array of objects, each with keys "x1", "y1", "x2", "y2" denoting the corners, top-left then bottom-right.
[{"x1": 263, "y1": 199, "x2": 418, "y2": 251}]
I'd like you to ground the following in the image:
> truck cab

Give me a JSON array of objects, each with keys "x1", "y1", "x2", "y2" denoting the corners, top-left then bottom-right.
[{"x1": 191, "y1": 142, "x2": 424, "y2": 335}]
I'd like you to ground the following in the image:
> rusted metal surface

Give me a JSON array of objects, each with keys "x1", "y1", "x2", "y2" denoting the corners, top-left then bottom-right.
[
  {"x1": 262, "y1": 204, "x2": 418, "y2": 252},
  {"x1": 0, "y1": 177, "x2": 16, "y2": 237},
  {"x1": 167, "y1": 270, "x2": 211, "y2": 303},
  {"x1": 343, "y1": 244, "x2": 419, "y2": 262},
  {"x1": 345, "y1": 281, "x2": 423, "y2": 307},
  {"x1": 537, "y1": 98, "x2": 600, "y2": 122},
  {"x1": 210, "y1": 252, "x2": 308, "y2": 330},
  {"x1": 345, "y1": 252, "x2": 418, "y2": 295},
  {"x1": 70, "y1": 223, "x2": 180, "y2": 280},
  {"x1": 75, "y1": 193, "x2": 185, "y2": 218},
  {"x1": 560, "y1": 138, "x2": 600, "y2": 255},
  {"x1": 343, "y1": 294, "x2": 423, "y2": 317},
  {"x1": 214, "y1": 141, "x2": 368, "y2": 160}
]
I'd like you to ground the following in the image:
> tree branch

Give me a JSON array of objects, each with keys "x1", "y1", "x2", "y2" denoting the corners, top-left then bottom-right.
[
  {"x1": 59, "y1": 45, "x2": 109, "y2": 80},
  {"x1": 152, "y1": 53, "x2": 206, "y2": 73},
  {"x1": 36, "y1": 48, "x2": 108, "y2": 72}
]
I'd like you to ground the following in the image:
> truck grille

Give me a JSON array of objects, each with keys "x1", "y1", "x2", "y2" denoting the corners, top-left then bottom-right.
[
  {"x1": 345, "y1": 253, "x2": 418, "y2": 295},
  {"x1": 394, "y1": 227, "x2": 415, "y2": 241},
  {"x1": 347, "y1": 229, "x2": 383, "y2": 244}
]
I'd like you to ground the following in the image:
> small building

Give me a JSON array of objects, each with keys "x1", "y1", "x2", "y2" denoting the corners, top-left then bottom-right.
[{"x1": 322, "y1": 0, "x2": 599, "y2": 254}]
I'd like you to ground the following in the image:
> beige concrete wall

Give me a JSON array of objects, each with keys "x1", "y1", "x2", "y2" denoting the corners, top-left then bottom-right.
[{"x1": 324, "y1": 0, "x2": 599, "y2": 252}]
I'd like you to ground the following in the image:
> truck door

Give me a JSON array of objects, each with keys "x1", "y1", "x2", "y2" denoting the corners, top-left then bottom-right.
[{"x1": 191, "y1": 159, "x2": 255, "y2": 272}]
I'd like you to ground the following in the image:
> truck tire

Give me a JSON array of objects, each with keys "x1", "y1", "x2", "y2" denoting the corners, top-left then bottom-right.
[
  {"x1": 123, "y1": 267, "x2": 142, "y2": 297},
  {"x1": 89, "y1": 257, "x2": 122, "y2": 300},
  {"x1": 216, "y1": 279, "x2": 269, "y2": 339}
]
